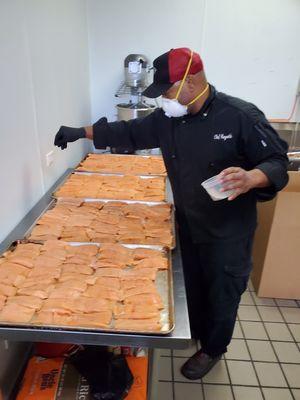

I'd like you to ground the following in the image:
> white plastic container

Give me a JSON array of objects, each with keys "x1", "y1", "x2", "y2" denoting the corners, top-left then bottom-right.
[{"x1": 201, "y1": 174, "x2": 235, "y2": 201}]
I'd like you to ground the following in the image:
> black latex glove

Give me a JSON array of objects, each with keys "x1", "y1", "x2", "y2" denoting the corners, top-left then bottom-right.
[{"x1": 54, "y1": 126, "x2": 86, "y2": 150}]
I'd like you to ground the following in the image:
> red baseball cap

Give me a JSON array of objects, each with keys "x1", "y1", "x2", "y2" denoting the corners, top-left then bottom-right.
[{"x1": 142, "y1": 47, "x2": 204, "y2": 98}]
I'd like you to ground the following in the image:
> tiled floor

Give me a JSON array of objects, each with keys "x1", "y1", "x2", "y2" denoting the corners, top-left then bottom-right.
[{"x1": 150, "y1": 281, "x2": 300, "y2": 400}]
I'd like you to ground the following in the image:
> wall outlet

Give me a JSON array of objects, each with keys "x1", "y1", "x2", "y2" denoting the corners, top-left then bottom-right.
[{"x1": 45, "y1": 150, "x2": 54, "y2": 167}]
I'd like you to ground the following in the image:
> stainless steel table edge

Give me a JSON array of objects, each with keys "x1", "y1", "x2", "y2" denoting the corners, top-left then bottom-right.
[{"x1": 0, "y1": 169, "x2": 191, "y2": 349}]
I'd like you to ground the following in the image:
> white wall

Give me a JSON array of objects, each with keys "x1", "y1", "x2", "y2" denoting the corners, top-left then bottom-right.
[
  {"x1": 202, "y1": 0, "x2": 300, "y2": 119},
  {"x1": 0, "y1": 0, "x2": 91, "y2": 243},
  {"x1": 87, "y1": 0, "x2": 206, "y2": 122},
  {"x1": 87, "y1": 0, "x2": 300, "y2": 122}
]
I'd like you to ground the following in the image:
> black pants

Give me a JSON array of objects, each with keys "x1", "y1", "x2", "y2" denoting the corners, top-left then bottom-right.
[{"x1": 178, "y1": 218, "x2": 253, "y2": 357}]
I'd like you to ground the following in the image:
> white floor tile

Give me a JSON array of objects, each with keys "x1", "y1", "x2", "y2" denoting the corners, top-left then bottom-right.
[
  {"x1": 292, "y1": 389, "x2": 300, "y2": 399},
  {"x1": 174, "y1": 382, "x2": 204, "y2": 400},
  {"x1": 159, "y1": 348, "x2": 171, "y2": 356},
  {"x1": 240, "y1": 321, "x2": 268, "y2": 339},
  {"x1": 152, "y1": 381, "x2": 173, "y2": 400},
  {"x1": 251, "y1": 292, "x2": 276, "y2": 306},
  {"x1": 233, "y1": 386, "x2": 263, "y2": 400},
  {"x1": 281, "y1": 307, "x2": 300, "y2": 323},
  {"x1": 289, "y1": 324, "x2": 300, "y2": 341},
  {"x1": 204, "y1": 384, "x2": 233, "y2": 400},
  {"x1": 156, "y1": 356, "x2": 172, "y2": 381},
  {"x1": 247, "y1": 340, "x2": 277, "y2": 362},
  {"x1": 281, "y1": 363, "x2": 300, "y2": 388},
  {"x1": 257, "y1": 306, "x2": 284, "y2": 322},
  {"x1": 225, "y1": 339, "x2": 250, "y2": 360},
  {"x1": 262, "y1": 388, "x2": 293, "y2": 400},
  {"x1": 276, "y1": 299, "x2": 298, "y2": 308},
  {"x1": 202, "y1": 360, "x2": 230, "y2": 384},
  {"x1": 264, "y1": 322, "x2": 294, "y2": 341},
  {"x1": 241, "y1": 291, "x2": 255, "y2": 305},
  {"x1": 226, "y1": 360, "x2": 258, "y2": 386},
  {"x1": 248, "y1": 280, "x2": 255, "y2": 291},
  {"x1": 272, "y1": 341, "x2": 300, "y2": 363},
  {"x1": 238, "y1": 306, "x2": 261, "y2": 321},
  {"x1": 232, "y1": 320, "x2": 244, "y2": 339},
  {"x1": 254, "y1": 362, "x2": 287, "y2": 387}
]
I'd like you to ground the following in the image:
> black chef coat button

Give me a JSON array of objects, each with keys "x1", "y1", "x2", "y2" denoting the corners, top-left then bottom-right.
[
  {"x1": 209, "y1": 162, "x2": 215, "y2": 167},
  {"x1": 171, "y1": 154, "x2": 176, "y2": 159},
  {"x1": 182, "y1": 120, "x2": 186, "y2": 124}
]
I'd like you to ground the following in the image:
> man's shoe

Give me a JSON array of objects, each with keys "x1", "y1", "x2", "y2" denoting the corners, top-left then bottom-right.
[{"x1": 181, "y1": 350, "x2": 222, "y2": 380}]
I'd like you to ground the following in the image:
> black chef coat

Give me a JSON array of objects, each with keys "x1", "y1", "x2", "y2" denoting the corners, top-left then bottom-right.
[{"x1": 92, "y1": 85, "x2": 289, "y2": 243}]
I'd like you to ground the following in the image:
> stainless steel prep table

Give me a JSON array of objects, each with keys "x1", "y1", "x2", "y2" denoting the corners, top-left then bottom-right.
[{"x1": 0, "y1": 169, "x2": 191, "y2": 350}]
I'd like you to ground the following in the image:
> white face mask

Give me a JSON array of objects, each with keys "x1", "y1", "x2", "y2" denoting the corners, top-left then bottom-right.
[
  {"x1": 161, "y1": 97, "x2": 188, "y2": 118},
  {"x1": 161, "y1": 49, "x2": 209, "y2": 118}
]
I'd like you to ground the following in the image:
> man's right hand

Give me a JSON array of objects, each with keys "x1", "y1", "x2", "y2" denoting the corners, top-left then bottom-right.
[{"x1": 54, "y1": 126, "x2": 86, "y2": 150}]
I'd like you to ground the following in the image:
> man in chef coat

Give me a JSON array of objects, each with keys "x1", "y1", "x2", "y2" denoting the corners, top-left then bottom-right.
[{"x1": 54, "y1": 48, "x2": 288, "y2": 379}]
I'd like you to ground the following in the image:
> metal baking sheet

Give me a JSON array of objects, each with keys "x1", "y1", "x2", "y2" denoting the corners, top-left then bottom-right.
[
  {"x1": 0, "y1": 241, "x2": 174, "y2": 336},
  {"x1": 53, "y1": 171, "x2": 168, "y2": 203},
  {"x1": 24, "y1": 198, "x2": 176, "y2": 249},
  {"x1": 75, "y1": 153, "x2": 167, "y2": 177}
]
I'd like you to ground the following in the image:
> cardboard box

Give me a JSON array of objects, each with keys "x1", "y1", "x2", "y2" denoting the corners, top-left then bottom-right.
[
  {"x1": 252, "y1": 171, "x2": 300, "y2": 299},
  {"x1": 16, "y1": 355, "x2": 148, "y2": 400},
  {"x1": 16, "y1": 357, "x2": 91, "y2": 400}
]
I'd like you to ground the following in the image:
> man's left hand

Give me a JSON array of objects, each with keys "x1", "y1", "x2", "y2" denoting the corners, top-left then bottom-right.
[{"x1": 219, "y1": 167, "x2": 270, "y2": 201}]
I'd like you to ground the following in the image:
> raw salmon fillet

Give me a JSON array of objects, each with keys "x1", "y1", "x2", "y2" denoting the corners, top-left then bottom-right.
[
  {"x1": 29, "y1": 200, "x2": 173, "y2": 247},
  {"x1": 0, "y1": 295, "x2": 6, "y2": 311},
  {"x1": 73, "y1": 298, "x2": 114, "y2": 313},
  {"x1": 6, "y1": 256, "x2": 34, "y2": 269},
  {"x1": 41, "y1": 240, "x2": 67, "y2": 252},
  {"x1": 62, "y1": 264, "x2": 93, "y2": 275},
  {"x1": 122, "y1": 283, "x2": 158, "y2": 299},
  {"x1": 0, "y1": 284, "x2": 17, "y2": 297},
  {"x1": 29, "y1": 267, "x2": 61, "y2": 280},
  {"x1": 41, "y1": 249, "x2": 67, "y2": 261},
  {"x1": 125, "y1": 293, "x2": 164, "y2": 310},
  {"x1": 42, "y1": 298, "x2": 113, "y2": 314},
  {"x1": 55, "y1": 279, "x2": 87, "y2": 292},
  {"x1": 48, "y1": 287, "x2": 82, "y2": 300},
  {"x1": 33, "y1": 310, "x2": 112, "y2": 328},
  {"x1": 65, "y1": 255, "x2": 93, "y2": 265},
  {"x1": 84, "y1": 285, "x2": 121, "y2": 301},
  {"x1": 17, "y1": 277, "x2": 55, "y2": 289},
  {"x1": 30, "y1": 224, "x2": 62, "y2": 240},
  {"x1": 114, "y1": 303, "x2": 160, "y2": 320},
  {"x1": 33, "y1": 256, "x2": 62, "y2": 269},
  {"x1": 58, "y1": 273, "x2": 92, "y2": 284},
  {"x1": 77, "y1": 154, "x2": 166, "y2": 176},
  {"x1": 18, "y1": 283, "x2": 56, "y2": 299},
  {"x1": 0, "y1": 263, "x2": 28, "y2": 286},
  {"x1": 121, "y1": 278, "x2": 154, "y2": 291},
  {"x1": 114, "y1": 318, "x2": 161, "y2": 332},
  {"x1": 0, "y1": 303, "x2": 35, "y2": 323},
  {"x1": 132, "y1": 248, "x2": 164, "y2": 260},
  {"x1": 94, "y1": 268, "x2": 122, "y2": 278},
  {"x1": 67, "y1": 245, "x2": 98, "y2": 257},
  {"x1": 54, "y1": 173, "x2": 165, "y2": 202},
  {"x1": 40, "y1": 299, "x2": 73, "y2": 315},
  {"x1": 90, "y1": 277, "x2": 121, "y2": 290},
  {"x1": 121, "y1": 268, "x2": 157, "y2": 281},
  {"x1": 133, "y1": 256, "x2": 168, "y2": 270},
  {"x1": 6, "y1": 295, "x2": 43, "y2": 310},
  {"x1": 61, "y1": 311, "x2": 112, "y2": 328}
]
